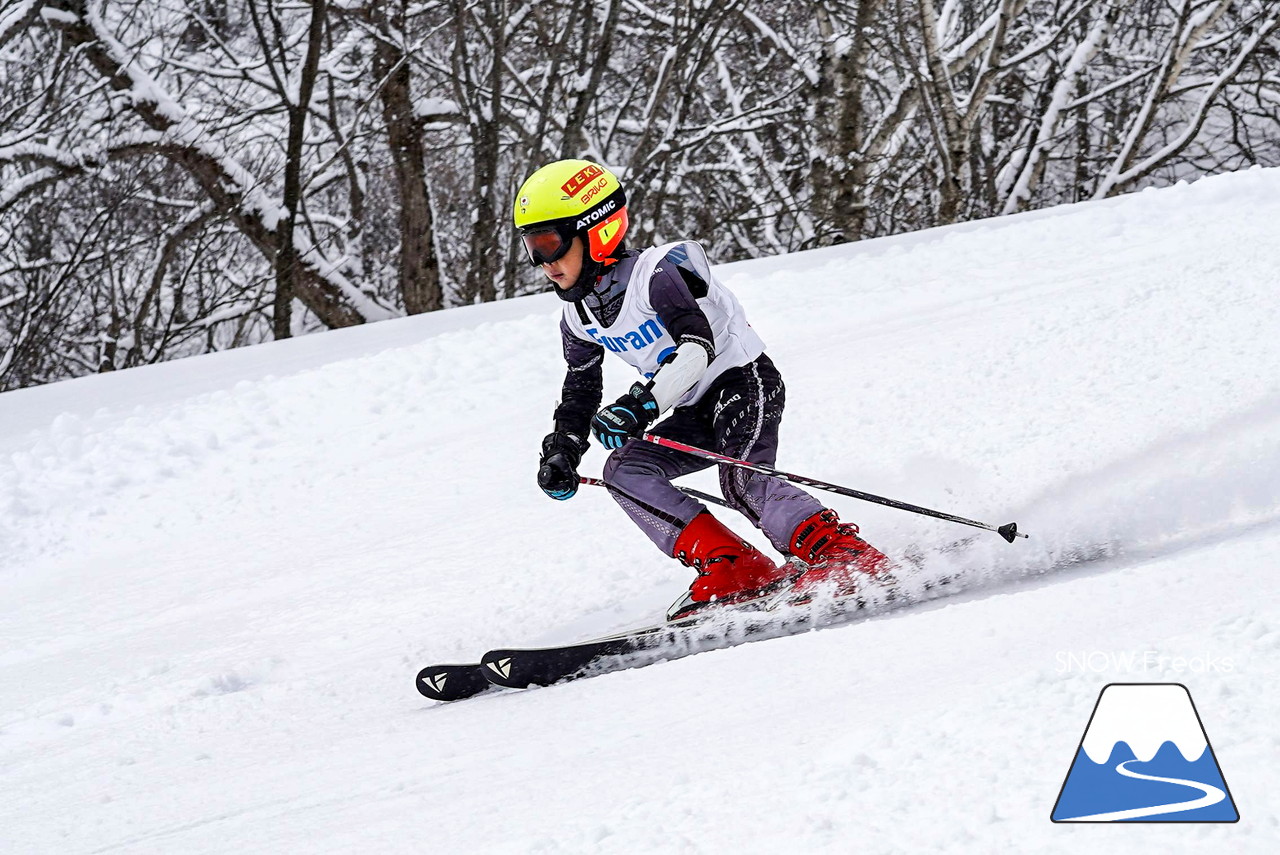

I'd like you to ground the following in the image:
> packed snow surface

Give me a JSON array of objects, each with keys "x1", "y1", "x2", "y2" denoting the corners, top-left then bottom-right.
[{"x1": 3, "y1": 168, "x2": 1280, "y2": 853}]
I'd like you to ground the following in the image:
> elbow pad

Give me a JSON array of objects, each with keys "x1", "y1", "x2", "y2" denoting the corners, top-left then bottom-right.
[{"x1": 647, "y1": 339, "x2": 712, "y2": 413}]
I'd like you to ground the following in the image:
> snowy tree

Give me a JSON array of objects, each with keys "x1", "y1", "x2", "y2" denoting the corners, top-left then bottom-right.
[{"x1": 2, "y1": 0, "x2": 1278, "y2": 390}]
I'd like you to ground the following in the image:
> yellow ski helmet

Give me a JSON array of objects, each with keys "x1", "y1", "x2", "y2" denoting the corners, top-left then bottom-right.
[{"x1": 513, "y1": 159, "x2": 629, "y2": 269}]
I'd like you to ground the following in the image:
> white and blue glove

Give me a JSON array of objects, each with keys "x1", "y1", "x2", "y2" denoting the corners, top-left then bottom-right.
[{"x1": 591, "y1": 383, "x2": 659, "y2": 449}]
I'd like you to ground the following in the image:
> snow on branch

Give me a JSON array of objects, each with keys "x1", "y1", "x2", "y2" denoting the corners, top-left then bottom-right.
[
  {"x1": 0, "y1": 0, "x2": 39, "y2": 49},
  {"x1": 1002, "y1": 10, "x2": 1115, "y2": 214},
  {"x1": 1101, "y1": 12, "x2": 1280, "y2": 196},
  {"x1": 37, "y1": 0, "x2": 374, "y2": 327},
  {"x1": 5, "y1": 0, "x2": 1279, "y2": 389},
  {"x1": 740, "y1": 8, "x2": 819, "y2": 87}
]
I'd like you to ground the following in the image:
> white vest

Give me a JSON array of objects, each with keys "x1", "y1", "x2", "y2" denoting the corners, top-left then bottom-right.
[{"x1": 562, "y1": 241, "x2": 766, "y2": 407}]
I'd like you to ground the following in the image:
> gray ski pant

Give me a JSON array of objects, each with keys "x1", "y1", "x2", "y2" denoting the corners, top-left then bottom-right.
[{"x1": 601, "y1": 354, "x2": 823, "y2": 557}]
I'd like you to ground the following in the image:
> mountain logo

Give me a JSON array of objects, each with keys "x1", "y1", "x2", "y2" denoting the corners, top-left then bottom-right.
[
  {"x1": 1051, "y1": 683, "x2": 1239, "y2": 822},
  {"x1": 423, "y1": 672, "x2": 448, "y2": 694},
  {"x1": 487, "y1": 658, "x2": 512, "y2": 680}
]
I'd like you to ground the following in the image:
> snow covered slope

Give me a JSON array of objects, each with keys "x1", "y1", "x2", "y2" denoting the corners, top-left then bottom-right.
[{"x1": 3, "y1": 168, "x2": 1279, "y2": 853}]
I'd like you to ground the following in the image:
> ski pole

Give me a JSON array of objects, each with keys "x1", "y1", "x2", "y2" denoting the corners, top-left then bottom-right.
[
  {"x1": 579, "y1": 476, "x2": 731, "y2": 510},
  {"x1": 639, "y1": 433, "x2": 1028, "y2": 543}
]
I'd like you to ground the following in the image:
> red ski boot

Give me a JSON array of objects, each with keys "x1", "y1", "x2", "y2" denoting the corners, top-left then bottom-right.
[
  {"x1": 666, "y1": 512, "x2": 796, "y2": 621},
  {"x1": 786, "y1": 509, "x2": 895, "y2": 601}
]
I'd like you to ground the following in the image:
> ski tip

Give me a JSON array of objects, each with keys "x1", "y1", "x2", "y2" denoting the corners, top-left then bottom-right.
[
  {"x1": 480, "y1": 651, "x2": 521, "y2": 688},
  {"x1": 997, "y1": 522, "x2": 1028, "y2": 543},
  {"x1": 416, "y1": 664, "x2": 490, "y2": 702},
  {"x1": 481, "y1": 639, "x2": 634, "y2": 690}
]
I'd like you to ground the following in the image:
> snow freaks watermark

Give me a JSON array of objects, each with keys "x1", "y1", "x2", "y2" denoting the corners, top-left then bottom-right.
[{"x1": 1055, "y1": 650, "x2": 1236, "y2": 675}]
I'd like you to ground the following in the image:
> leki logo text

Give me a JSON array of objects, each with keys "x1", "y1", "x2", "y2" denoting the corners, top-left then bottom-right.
[{"x1": 561, "y1": 164, "x2": 603, "y2": 196}]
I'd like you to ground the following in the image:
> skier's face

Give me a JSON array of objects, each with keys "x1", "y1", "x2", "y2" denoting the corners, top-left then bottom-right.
[{"x1": 541, "y1": 236, "x2": 584, "y2": 289}]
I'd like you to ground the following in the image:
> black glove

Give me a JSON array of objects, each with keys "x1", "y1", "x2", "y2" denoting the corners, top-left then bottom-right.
[
  {"x1": 591, "y1": 383, "x2": 659, "y2": 450},
  {"x1": 538, "y1": 431, "x2": 588, "y2": 500}
]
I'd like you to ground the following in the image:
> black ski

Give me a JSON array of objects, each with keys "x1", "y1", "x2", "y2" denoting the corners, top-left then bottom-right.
[
  {"x1": 415, "y1": 663, "x2": 492, "y2": 702},
  {"x1": 478, "y1": 593, "x2": 870, "y2": 691},
  {"x1": 416, "y1": 558, "x2": 973, "y2": 702},
  {"x1": 415, "y1": 607, "x2": 754, "y2": 701},
  {"x1": 473, "y1": 565, "x2": 972, "y2": 693},
  {"x1": 480, "y1": 622, "x2": 699, "y2": 690},
  {"x1": 481, "y1": 636, "x2": 651, "y2": 690}
]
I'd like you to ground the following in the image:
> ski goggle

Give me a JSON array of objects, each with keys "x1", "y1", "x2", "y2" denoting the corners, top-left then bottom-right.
[{"x1": 520, "y1": 222, "x2": 577, "y2": 267}]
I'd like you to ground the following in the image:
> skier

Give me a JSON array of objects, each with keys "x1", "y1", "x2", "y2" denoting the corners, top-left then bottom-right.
[{"x1": 516, "y1": 159, "x2": 892, "y2": 619}]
